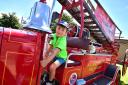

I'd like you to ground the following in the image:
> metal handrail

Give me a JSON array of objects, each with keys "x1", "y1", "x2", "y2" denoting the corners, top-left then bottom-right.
[{"x1": 65, "y1": 52, "x2": 84, "y2": 68}]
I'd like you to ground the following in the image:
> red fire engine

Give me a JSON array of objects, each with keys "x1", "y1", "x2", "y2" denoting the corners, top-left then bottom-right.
[{"x1": 0, "y1": 0, "x2": 126, "y2": 85}]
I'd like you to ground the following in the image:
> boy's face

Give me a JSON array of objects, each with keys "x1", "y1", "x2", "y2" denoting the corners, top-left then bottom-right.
[{"x1": 56, "y1": 25, "x2": 67, "y2": 37}]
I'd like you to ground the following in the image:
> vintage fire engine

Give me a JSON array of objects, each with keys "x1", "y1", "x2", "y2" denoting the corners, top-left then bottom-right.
[{"x1": 0, "y1": 0, "x2": 125, "y2": 85}]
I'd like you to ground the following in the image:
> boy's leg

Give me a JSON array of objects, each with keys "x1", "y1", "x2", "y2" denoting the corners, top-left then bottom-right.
[
  {"x1": 40, "y1": 56, "x2": 55, "y2": 68},
  {"x1": 48, "y1": 58, "x2": 65, "y2": 82},
  {"x1": 49, "y1": 61, "x2": 61, "y2": 81}
]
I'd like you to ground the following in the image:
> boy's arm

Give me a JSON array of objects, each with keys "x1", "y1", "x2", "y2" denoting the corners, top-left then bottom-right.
[
  {"x1": 41, "y1": 48, "x2": 60, "y2": 67},
  {"x1": 45, "y1": 34, "x2": 54, "y2": 58},
  {"x1": 46, "y1": 48, "x2": 60, "y2": 63},
  {"x1": 44, "y1": 44, "x2": 53, "y2": 58},
  {"x1": 49, "y1": 48, "x2": 60, "y2": 58}
]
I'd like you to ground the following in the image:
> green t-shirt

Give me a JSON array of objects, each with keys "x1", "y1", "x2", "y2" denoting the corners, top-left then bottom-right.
[{"x1": 49, "y1": 34, "x2": 67, "y2": 60}]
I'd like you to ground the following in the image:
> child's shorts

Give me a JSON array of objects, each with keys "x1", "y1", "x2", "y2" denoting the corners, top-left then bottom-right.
[{"x1": 53, "y1": 57, "x2": 66, "y2": 65}]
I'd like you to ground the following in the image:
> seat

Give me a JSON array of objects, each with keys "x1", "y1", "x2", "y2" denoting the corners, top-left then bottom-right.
[
  {"x1": 67, "y1": 60, "x2": 81, "y2": 67},
  {"x1": 104, "y1": 64, "x2": 117, "y2": 78},
  {"x1": 89, "y1": 64, "x2": 117, "y2": 85},
  {"x1": 67, "y1": 37, "x2": 90, "y2": 50},
  {"x1": 90, "y1": 76, "x2": 112, "y2": 85}
]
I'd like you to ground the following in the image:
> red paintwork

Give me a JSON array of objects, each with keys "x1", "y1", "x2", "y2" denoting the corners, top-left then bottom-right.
[
  {"x1": 0, "y1": 0, "x2": 121, "y2": 85},
  {"x1": 56, "y1": 0, "x2": 120, "y2": 84},
  {"x1": 60, "y1": 0, "x2": 84, "y2": 38},
  {"x1": 125, "y1": 61, "x2": 128, "y2": 65},
  {"x1": 54, "y1": 54, "x2": 112, "y2": 84},
  {"x1": 0, "y1": 28, "x2": 119, "y2": 85},
  {"x1": 0, "y1": 28, "x2": 45, "y2": 85}
]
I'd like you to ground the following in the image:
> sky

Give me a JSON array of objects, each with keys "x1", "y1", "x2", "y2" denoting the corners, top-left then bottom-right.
[
  {"x1": 0, "y1": 0, "x2": 128, "y2": 39},
  {"x1": 98, "y1": 0, "x2": 128, "y2": 39}
]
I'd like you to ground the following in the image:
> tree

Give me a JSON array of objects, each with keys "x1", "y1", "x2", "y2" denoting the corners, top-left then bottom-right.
[
  {"x1": 51, "y1": 13, "x2": 76, "y2": 33},
  {"x1": 61, "y1": 13, "x2": 73, "y2": 23},
  {"x1": 0, "y1": 12, "x2": 21, "y2": 29}
]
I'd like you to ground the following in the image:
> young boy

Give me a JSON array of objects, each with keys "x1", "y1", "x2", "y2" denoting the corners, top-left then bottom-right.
[{"x1": 40, "y1": 20, "x2": 68, "y2": 85}]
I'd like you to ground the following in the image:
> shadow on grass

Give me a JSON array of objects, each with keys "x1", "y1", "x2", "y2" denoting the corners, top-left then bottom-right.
[{"x1": 120, "y1": 81, "x2": 128, "y2": 85}]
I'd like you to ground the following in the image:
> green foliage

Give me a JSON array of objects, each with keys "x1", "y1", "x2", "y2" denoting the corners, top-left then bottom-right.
[
  {"x1": 0, "y1": 12, "x2": 21, "y2": 29},
  {"x1": 51, "y1": 19, "x2": 58, "y2": 33},
  {"x1": 61, "y1": 13, "x2": 73, "y2": 23},
  {"x1": 51, "y1": 13, "x2": 76, "y2": 33}
]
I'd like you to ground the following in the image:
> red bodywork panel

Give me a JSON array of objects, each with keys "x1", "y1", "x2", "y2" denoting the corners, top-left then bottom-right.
[
  {"x1": 54, "y1": 53, "x2": 112, "y2": 84},
  {"x1": 0, "y1": 28, "x2": 118, "y2": 85},
  {"x1": 0, "y1": 0, "x2": 121, "y2": 84},
  {"x1": 0, "y1": 28, "x2": 45, "y2": 85}
]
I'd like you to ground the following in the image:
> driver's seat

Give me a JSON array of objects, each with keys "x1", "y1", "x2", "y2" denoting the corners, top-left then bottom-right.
[{"x1": 67, "y1": 37, "x2": 90, "y2": 50}]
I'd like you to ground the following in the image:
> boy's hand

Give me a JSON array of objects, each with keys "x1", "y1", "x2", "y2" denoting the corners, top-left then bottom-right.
[
  {"x1": 43, "y1": 53, "x2": 48, "y2": 59},
  {"x1": 43, "y1": 44, "x2": 53, "y2": 59},
  {"x1": 40, "y1": 48, "x2": 60, "y2": 68}
]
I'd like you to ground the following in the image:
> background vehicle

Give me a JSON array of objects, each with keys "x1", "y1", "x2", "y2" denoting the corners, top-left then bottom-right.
[{"x1": 0, "y1": 0, "x2": 123, "y2": 85}]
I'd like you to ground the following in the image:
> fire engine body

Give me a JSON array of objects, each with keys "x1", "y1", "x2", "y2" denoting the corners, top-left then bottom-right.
[
  {"x1": 0, "y1": 28, "x2": 44, "y2": 85},
  {"x1": 0, "y1": 28, "x2": 120, "y2": 85},
  {"x1": 0, "y1": 0, "x2": 123, "y2": 85}
]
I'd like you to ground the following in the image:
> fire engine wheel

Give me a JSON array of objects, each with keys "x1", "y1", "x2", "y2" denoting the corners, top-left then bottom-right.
[
  {"x1": 68, "y1": 26, "x2": 78, "y2": 37},
  {"x1": 115, "y1": 72, "x2": 121, "y2": 85},
  {"x1": 68, "y1": 73, "x2": 77, "y2": 85}
]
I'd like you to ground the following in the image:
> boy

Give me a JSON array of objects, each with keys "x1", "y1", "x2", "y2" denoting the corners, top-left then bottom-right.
[{"x1": 40, "y1": 20, "x2": 68, "y2": 85}]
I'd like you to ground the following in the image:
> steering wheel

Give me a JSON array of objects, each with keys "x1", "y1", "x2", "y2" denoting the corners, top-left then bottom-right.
[{"x1": 67, "y1": 26, "x2": 79, "y2": 37}]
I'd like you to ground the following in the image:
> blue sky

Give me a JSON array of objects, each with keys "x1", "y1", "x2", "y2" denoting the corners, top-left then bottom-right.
[
  {"x1": 0, "y1": 0, "x2": 128, "y2": 39},
  {"x1": 98, "y1": 0, "x2": 128, "y2": 39},
  {"x1": 0, "y1": 0, "x2": 38, "y2": 18}
]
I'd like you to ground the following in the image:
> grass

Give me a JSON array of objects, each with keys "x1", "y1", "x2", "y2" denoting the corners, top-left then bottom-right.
[{"x1": 116, "y1": 64, "x2": 128, "y2": 85}]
